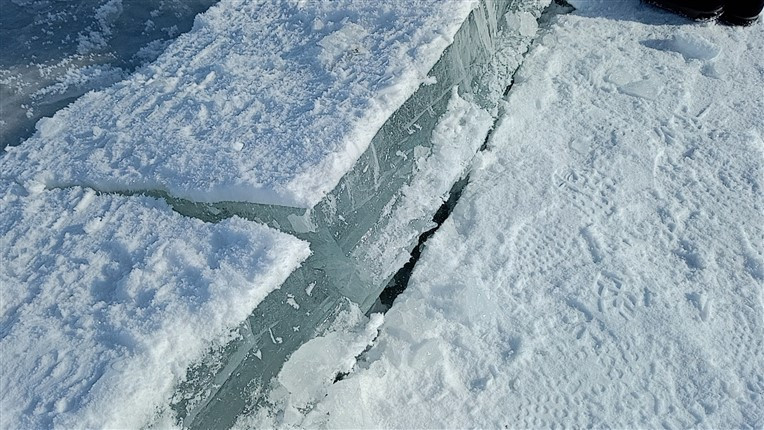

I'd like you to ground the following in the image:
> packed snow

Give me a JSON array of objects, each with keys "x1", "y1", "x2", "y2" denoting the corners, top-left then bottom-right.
[
  {"x1": 2, "y1": 0, "x2": 481, "y2": 208},
  {"x1": 0, "y1": 182, "x2": 310, "y2": 428},
  {"x1": 242, "y1": 1, "x2": 764, "y2": 428}
]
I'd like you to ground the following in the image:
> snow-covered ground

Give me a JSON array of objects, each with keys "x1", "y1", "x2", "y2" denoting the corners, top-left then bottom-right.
[
  {"x1": 2, "y1": 0, "x2": 762, "y2": 428},
  {"x1": 243, "y1": 1, "x2": 764, "y2": 428}
]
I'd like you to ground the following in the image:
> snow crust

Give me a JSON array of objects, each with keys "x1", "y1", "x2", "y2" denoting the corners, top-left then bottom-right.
[
  {"x1": 250, "y1": 3, "x2": 764, "y2": 428},
  {"x1": 2, "y1": 0, "x2": 479, "y2": 208},
  {"x1": 0, "y1": 182, "x2": 310, "y2": 428}
]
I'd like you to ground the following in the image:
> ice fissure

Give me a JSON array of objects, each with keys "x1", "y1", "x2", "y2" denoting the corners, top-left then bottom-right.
[
  {"x1": 164, "y1": 2, "x2": 555, "y2": 428},
  {"x1": 376, "y1": 175, "x2": 471, "y2": 311},
  {"x1": 373, "y1": 1, "x2": 573, "y2": 314}
]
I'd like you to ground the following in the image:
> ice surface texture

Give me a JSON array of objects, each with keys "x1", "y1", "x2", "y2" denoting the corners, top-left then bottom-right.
[
  {"x1": 2, "y1": 0, "x2": 480, "y2": 208},
  {"x1": 1, "y1": 0, "x2": 550, "y2": 427},
  {"x1": 0, "y1": 182, "x2": 309, "y2": 428}
]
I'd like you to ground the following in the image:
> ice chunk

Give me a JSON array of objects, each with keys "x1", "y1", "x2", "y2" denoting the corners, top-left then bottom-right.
[
  {"x1": 276, "y1": 305, "x2": 383, "y2": 414},
  {"x1": 0, "y1": 181, "x2": 309, "y2": 429},
  {"x1": 618, "y1": 77, "x2": 664, "y2": 100}
]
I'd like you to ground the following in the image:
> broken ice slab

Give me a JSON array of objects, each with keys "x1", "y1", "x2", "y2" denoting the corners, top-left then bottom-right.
[
  {"x1": 2, "y1": 0, "x2": 484, "y2": 208},
  {"x1": 0, "y1": 0, "x2": 550, "y2": 427},
  {"x1": 0, "y1": 181, "x2": 309, "y2": 429},
  {"x1": 0, "y1": 0, "x2": 219, "y2": 148},
  {"x1": 165, "y1": 1, "x2": 550, "y2": 428}
]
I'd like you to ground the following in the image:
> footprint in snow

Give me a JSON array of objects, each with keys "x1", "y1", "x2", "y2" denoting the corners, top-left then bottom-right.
[
  {"x1": 643, "y1": 32, "x2": 723, "y2": 79},
  {"x1": 685, "y1": 292, "x2": 711, "y2": 322}
]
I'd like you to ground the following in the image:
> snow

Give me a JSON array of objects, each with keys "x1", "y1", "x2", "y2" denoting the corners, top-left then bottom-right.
[
  {"x1": 3, "y1": 0, "x2": 763, "y2": 427},
  {"x1": 247, "y1": 2, "x2": 764, "y2": 428},
  {"x1": 2, "y1": 0, "x2": 480, "y2": 208},
  {"x1": 0, "y1": 181, "x2": 310, "y2": 429}
]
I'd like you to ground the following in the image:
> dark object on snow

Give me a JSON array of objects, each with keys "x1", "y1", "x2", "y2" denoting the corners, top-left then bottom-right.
[
  {"x1": 645, "y1": 0, "x2": 724, "y2": 20},
  {"x1": 645, "y1": 0, "x2": 763, "y2": 25},
  {"x1": 721, "y1": 0, "x2": 764, "y2": 26}
]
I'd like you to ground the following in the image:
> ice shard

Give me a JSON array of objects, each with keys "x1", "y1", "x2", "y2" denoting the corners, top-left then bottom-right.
[{"x1": 0, "y1": 0, "x2": 550, "y2": 427}]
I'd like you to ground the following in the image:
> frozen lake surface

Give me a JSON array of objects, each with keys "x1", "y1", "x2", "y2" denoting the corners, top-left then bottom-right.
[{"x1": 249, "y1": 1, "x2": 764, "y2": 428}]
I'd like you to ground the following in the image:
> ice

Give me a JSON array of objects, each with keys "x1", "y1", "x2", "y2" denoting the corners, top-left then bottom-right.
[
  {"x1": 0, "y1": 0, "x2": 219, "y2": 148},
  {"x1": 264, "y1": 4, "x2": 764, "y2": 428},
  {"x1": 276, "y1": 306, "x2": 383, "y2": 417},
  {"x1": 1, "y1": 0, "x2": 550, "y2": 427},
  {"x1": 3, "y1": 0, "x2": 761, "y2": 427},
  {"x1": 351, "y1": 88, "x2": 493, "y2": 288},
  {"x1": 617, "y1": 77, "x2": 664, "y2": 99},
  {"x1": 164, "y1": 1, "x2": 550, "y2": 427},
  {"x1": 0, "y1": 180, "x2": 309, "y2": 429}
]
